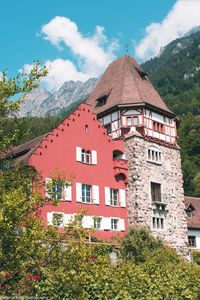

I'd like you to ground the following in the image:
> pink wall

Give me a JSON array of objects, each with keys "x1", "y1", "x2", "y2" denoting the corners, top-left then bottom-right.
[{"x1": 29, "y1": 103, "x2": 128, "y2": 240}]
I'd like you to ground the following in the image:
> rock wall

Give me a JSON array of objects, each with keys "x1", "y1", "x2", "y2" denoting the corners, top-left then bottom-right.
[{"x1": 125, "y1": 135, "x2": 188, "y2": 250}]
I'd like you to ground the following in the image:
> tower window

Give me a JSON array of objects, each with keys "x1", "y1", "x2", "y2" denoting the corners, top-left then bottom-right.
[
  {"x1": 147, "y1": 148, "x2": 162, "y2": 164},
  {"x1": 95, "y1": 96, "x2": 107, "y2": 107},
  {"x1": 151, "y1": 182, "x2": 162, "y2": 203},
  {"x1": 153, "y1": 121, "x2": 165, "y2": 134},
  {"x1": 126, "y1": 116, "x2": 138, "y2": 126},
  {"x1": 152, "y1": 217, "x2": 164, "y2": 230},
  {"x1": 105, "y1": 124, "x2": 112, "y2": 134}
]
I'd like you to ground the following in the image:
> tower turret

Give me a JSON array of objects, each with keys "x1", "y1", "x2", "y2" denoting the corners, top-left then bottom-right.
[{"x1": 87, "y1": 54, "x2": 188, "y2": 256}]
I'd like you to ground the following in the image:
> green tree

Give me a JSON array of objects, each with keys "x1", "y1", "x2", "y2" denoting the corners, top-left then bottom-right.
[{"x1": 0, "y1": 62, "x2": 48, "y2": 152}]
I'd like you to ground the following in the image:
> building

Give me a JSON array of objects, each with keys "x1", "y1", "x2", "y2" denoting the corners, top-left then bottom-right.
[
  {"x1": 3, "y1": 55, "x2": 189, "y2": 251},
  {"x1": 185, "y1": 196, "x2": 200, "y2": 249},
  {"x1": 87, "y1": 54, "x2": 188, "y2": 252},
  {"x1": 6, "y1": 102, "x2": 128, "y2": 240}
]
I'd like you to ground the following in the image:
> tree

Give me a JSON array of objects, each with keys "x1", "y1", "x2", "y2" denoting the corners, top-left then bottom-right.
[{"x1": 0, "y1": 62, "x2": 48, "y2": 152}]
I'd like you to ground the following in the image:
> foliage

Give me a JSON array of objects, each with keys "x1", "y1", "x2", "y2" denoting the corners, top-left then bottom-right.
[
  {"x1": 0, "y1": 62, "x2": 48, "y2": 152},
  {"x1": 121, "y1": 227, "x2": 163, "y2": 264},
  {"x1": 193, "y1": 251, "x2": 200, "y2": 265}
]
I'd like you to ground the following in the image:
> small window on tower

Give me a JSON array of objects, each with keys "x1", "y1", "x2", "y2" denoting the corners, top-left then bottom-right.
[
  {"x1": 151, "y1": 182, "x2": 162, "y2": 203},
  {"x1": 95, "y1": 96, "x2": 107, "y2": 107},
  {"x1": 105, "y1": 124, "x2": 112, "y2": 134},
  {"x1": 126, "y1": 116, "x2": 138, "y2": 126}
]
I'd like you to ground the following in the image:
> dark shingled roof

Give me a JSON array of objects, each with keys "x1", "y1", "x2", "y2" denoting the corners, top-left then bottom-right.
[
  {"x1": 185, "y1": 196, "x2": 200, "y2": 229},
  {"x1": 87, "y1": 54, "x2": 173, "y2": 115},
  {"x1": 6, "y1": 134, "x2": 47, "y2": 166}
]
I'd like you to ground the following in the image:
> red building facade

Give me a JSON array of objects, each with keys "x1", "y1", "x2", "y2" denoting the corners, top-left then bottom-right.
[{"x1": 26, "y1": 103, "x2": 128, "y2": 240}]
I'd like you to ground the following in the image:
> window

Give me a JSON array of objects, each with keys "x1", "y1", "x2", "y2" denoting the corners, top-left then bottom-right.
[
  {"x1": 95, "y1": 96, "x2": 107, "y2": 107},
  {"x1": 153, "y1": 121, "x2": 165, "y2": 134},
  {"x1": 151, "y1": 182, "x2": 162, "y2": 203},
  {"x1": 52, "y1": 213, "x2": 64, "y2": 227},
  {"x1": 111, "y1": 218, "x2": 118, "y2": 230},
  {"x1": 94, "y1": 217, "x2": 102, "y2": 229},
  {"x1": 126, "y1": 116, "x2": 138, "y2": 126},
  {"x1": 105, "y1": 124, "x2": 112, "y2": 134},
  {"x1": 152, "y1": 217, "x2": 164, "y2": 230},
  {"x1": 82, "y1": 184, "x2": 91, "y2": 203},
  {"x1": 188, "y1": 236, "x2": 196, "y2": 247},
  {"x1": 148, "y1": 148, "x2": 162, "y2": 164},
  {"x1": 110, "y1": 188, "x2": 118, "y2": 206},
  {"x1": 186, "y1": 204, "x2": 195, "y2": 217},
  {"x1": 76, "y1": 147, "x2": 97, "y2": 165},
  {"x1": 81, "y1": 149, "x2": 91, "y2": 164},
  {"x1": 52, "y1": 181, "x2": 63, "y2": 200}
]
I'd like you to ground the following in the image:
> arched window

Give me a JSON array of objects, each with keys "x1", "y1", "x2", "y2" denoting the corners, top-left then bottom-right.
[
  {"x1": 81, "y1": 149, "x2": 86, "y2": 163},
  {"x1": 86, "y1": 150, "x2": 91, "y2": 164}
]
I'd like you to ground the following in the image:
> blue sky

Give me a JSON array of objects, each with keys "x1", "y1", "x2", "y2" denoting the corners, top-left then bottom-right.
[{"x1": 1, "y1": 0, "x2": 200, "y2": 91}]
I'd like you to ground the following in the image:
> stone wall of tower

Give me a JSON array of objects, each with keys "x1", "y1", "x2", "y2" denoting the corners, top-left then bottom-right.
[{"x1": 125, "y1": 135, "x2": 188, "y2": 252}]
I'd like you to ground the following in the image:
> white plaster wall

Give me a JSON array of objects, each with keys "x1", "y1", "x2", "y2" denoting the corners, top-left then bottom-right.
[{"x1": 188, "y1": 229, "x2": 200, "y2": 249}]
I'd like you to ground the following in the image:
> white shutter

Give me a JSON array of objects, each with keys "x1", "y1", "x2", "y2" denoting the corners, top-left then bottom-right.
[
  {"x1": 92, "y1": 185, "x2": 99, "y2": 204},
  {"x1": 82, "y1": 216, "x2": 93, "y2": 228},
  {"x1": 76, "y1": 182, "x2": 82, "y2": 202},
  {"x1": 45, "y1": 178, "x2": 52, "y2": 198},
  {"x1": 105, "y1": 187, "x2": 110, "y2": 205},
  {"x1": 118, "y1": 219, "x2": 125, "y2": 231},
  {"x1": 64, "y1": 214, "x2": 73, "y2": 225},
  {"x1": 119, "y1": 189, "x2": 126, "y2": 207},
  {"x1": 102, "y1": 217, "x2": 111, "y2": 230},
  {"x1": 76, "y1": 147, "x2": 82, "y2": 162},
  {"x1": 91, "y1": 150, "x2": 97, "y2": 165},
  {"x1": 64, "y1": 185, "x2": 72, "y2": 201},
  {"x1": 47, "y1": 212, "x2": 53, "y2": 225}
]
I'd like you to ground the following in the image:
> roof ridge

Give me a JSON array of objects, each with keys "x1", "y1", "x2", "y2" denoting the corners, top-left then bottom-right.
[
  {"x1": 119, "y1": 55, "x2": 128, "y2": 105},
  {"x1": 127, "y1": 55, "x2": 144, "y2": 102}
]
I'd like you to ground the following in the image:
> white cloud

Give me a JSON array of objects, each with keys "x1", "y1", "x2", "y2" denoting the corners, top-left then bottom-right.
[
  {"x1": 30, "y1": 16, "x2": 118, "y2": 90},
  {"x1": 135, "y1": 0, "x2": 200, "y2": 60},
  {"x1": 0, "y1": 71, "x2": 3, "y2": 81}
]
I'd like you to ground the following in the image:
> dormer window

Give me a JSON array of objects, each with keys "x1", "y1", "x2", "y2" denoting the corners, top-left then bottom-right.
[
  {"x1": 95, "y1": 95, "x2": 107, "y2": 107},
  {"x1": 186, "y1": 204, "x2": 195, "y2": 217}
]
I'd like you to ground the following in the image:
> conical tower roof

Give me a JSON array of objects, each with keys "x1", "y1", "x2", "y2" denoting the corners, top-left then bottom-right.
[{"x1": 87, "y1": 54, "x2": 173, "y2": 115}]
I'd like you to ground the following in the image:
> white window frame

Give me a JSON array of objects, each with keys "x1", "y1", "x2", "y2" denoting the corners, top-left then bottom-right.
[
  {"x1": 111, "y1": 218, "x2": 119, "y2": 231},
  {"x1": 110, "y1": 188, "x2": 119, "y2": 206},
  {"x1": 93, "y1": 217, "x2": 102, "y2": 230},
  {"x1": 147, "y1": 147, "x2": 162, "y2": 165},
  {"x1": 151, "y1": 216, "x2": 164, "y2": 230},
  {"x1": 82, "y1": 184, "x2": 92, "y2": 203}
]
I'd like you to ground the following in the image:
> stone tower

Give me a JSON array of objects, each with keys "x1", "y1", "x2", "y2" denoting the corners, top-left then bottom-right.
[{"x1": 87, "y1": 54, "x2": 188, "y2": 252}]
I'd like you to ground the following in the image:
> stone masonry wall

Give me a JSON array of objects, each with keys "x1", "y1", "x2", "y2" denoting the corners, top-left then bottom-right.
[{"x1": 125, "y1": 136, "x2": 188, "y2": 252}]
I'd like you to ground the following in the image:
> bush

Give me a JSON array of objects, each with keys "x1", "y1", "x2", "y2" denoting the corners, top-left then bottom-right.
[{"x1": 120, "y1": 227, "x2": 163, "y2": 264}]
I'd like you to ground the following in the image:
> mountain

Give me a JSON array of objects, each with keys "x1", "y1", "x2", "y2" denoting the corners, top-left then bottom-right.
[
  {"x1": 141, "y1": 31, "x2": 200, "y2": 116},
  {"x1": 142, "y1": 30, "x2": 200, "y2": 197},
  {"x1": 18, "y1": 78, "x2": 98, "y2": 117}
]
